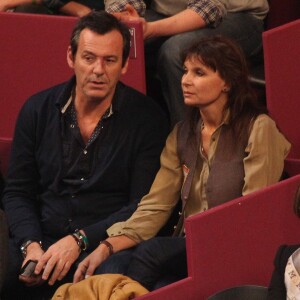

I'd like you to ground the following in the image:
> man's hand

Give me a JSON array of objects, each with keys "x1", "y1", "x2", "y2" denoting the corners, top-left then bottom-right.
[
  {"x1": 73, "y1": 243, "x2": 111, "y2": 283},
  {"x1": 34, "y1": 235, "x2": 81, "y2": 285},
  {"x1": 19, "y1": 242, "x2": 44, "y2": 287}
]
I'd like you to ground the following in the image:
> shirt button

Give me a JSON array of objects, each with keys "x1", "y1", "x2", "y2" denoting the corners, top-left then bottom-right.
[
  {"x1": 68, "y1": 218, "x2": 72, "y2": 222},
  {"x1": 71, "y1": 195, "x2": 75, "y2": 198},
  {"x1": 70, "y1": 124, "x2": 75, "y2": 128},
  {"x1": 83, "y1": 150, "x2": 87, "y2": 155},
  {"x1": 80, "y1": 178, "x2": 85, "y2": 181}
]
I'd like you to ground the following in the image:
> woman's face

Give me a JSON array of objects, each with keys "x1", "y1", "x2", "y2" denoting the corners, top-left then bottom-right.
[{"x1": 181, "y1": 57, "x2": 229, "y2": 109}]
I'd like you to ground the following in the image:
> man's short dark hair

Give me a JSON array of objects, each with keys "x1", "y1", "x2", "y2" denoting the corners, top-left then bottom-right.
[{"x1": 70, "y1": 11, "x2": 131, "y2": 67}]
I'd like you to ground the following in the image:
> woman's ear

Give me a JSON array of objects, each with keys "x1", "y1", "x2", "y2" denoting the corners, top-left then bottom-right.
[{"x1": 222, "y1": 81, "x2": 231, "y2": 92}]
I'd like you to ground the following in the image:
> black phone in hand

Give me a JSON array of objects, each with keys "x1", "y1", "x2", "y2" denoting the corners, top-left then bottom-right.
[{"x1": 19, "y1": 260, "x2": 37, "y2": 277}]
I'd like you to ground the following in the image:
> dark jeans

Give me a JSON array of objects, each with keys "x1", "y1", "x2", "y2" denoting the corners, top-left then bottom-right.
[
  {"x1": 94, "y1": 249, "x2": 134, "y2": 274},
  {"x1": 127, "y1": 236, "x2": 187, "y2": 291},
  {"x1": 95, "y1": 236, "x2": 187, "y2": 291}
]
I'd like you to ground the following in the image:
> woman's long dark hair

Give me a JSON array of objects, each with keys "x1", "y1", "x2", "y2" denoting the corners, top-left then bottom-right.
[{"x1": 181, "y1": 36, "x2": 267, "y2": 141}]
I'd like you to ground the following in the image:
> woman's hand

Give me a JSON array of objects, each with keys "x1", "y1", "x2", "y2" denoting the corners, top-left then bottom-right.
[{"x1": 73, "y1": 243, "x2": 111, "y2": 283}]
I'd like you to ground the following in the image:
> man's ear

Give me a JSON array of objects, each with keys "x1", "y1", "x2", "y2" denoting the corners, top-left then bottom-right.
[
  {"x1": 67, "y1": 46, "x2": 75, "y2": 69},
  {"x1": 121, "y1": 58, "x2": 129, "y2": 75}
]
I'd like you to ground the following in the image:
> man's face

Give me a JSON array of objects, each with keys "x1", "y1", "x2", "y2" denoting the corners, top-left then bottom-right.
[{"x1": 67, "y1": 28, "x2": 128, "y2": 103}]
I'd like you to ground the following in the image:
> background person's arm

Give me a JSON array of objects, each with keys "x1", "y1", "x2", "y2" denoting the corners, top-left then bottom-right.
[
  {"x1": 59, "y1": 1, "x2": 91, "y2": 16},
  {"x1": 107, "y1": 0, "x2": 225, "y2": 39}
]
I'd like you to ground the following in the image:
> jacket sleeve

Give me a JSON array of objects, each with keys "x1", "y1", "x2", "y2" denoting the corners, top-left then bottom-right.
[{"x1": 2, "y1": 98, "x2": 43, "y2": 247}]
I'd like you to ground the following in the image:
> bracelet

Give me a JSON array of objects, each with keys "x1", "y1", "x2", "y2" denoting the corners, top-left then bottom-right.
[
  {"x1": 71, "y1": 230, "x2": 89, "y2": 251},
  {"x1": 99, "y1": 240, "x2": 114, "y2": 256},
  {"x1": 70, "y1": 233, "x2": 83, "y2": 251},
  {"x1": 76, "y1": 229, "x2": 89, "y2": 250}
]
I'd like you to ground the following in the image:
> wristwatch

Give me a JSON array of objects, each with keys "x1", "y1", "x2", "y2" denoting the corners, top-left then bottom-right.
[{"x1": 20, "y1": 240, "x2": 43, "y2": 258}]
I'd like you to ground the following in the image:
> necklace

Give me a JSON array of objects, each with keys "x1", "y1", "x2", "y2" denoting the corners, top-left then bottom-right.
[{"x1": 200, "y1": 121, "x2": 205, "y2": 155}]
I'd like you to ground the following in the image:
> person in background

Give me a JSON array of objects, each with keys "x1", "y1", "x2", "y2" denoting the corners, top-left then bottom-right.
[
  {"x1": 267, "y1": 190, "x2": 300, "y2": 300},
  {"x1": 1, "y1": 11, "x2": 168, "y2": 299},
  {"x1": 72, "y1": 36, "x2": 291, "y2": 291},
  {"x1": 105, "y1": 0, "x2": 269, "y2": 127}
]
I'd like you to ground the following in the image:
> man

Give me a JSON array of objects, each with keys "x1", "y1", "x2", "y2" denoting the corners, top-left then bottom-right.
[
  {"x1": 105, "y1": 0, "x2": 269, "y2": 126},
  {"x1": 2, "y1": 11, "x2": 168, "y2": 299}
]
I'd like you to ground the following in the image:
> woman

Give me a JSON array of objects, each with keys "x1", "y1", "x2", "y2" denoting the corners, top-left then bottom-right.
[{"x1": 73, "y1": 36, "x2": 291, "y2": 290}]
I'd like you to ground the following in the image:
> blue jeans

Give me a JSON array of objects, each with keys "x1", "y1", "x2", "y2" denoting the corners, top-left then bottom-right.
[{"x1": 144, "y1": 10, "x2": 265, "y2": 127}]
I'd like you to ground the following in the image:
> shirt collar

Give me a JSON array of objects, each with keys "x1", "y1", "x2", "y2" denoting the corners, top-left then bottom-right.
[{"x1": 59, "y1": 77, "x2": 116, "y2": 118}]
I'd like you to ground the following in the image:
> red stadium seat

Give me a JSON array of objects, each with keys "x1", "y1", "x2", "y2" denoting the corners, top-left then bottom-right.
[{"x1": 263, "y1": 20, "x2": 300, "y2": 175}]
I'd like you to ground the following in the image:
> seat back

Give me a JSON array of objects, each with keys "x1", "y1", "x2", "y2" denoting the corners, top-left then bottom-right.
[
  {"x1": 0, "y1": 12, "x2": 145, "y2": 139},
  {"x1": 264, "y1": 20, "x2": 300, "y2": 159}
]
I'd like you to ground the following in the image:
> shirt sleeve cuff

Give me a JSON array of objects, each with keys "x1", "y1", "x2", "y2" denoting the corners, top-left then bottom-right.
[
  {"x1": 188, "y1": 0, "x2": 225, "y2": 27},
  {"x1": 105, "y1": 0, "x2": 146, "y2": 16},
  {"x1": 107, "y1": 222, "x2": 141, "y2": 243}
]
